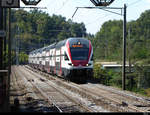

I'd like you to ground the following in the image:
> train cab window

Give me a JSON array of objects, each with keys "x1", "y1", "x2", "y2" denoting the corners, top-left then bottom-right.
[
  {"x1": 70, "y1": 48, "x2": 89, "y2": 60},
  {"x1": 64, "y1": 52, "x2": 69, "y2": 61}
]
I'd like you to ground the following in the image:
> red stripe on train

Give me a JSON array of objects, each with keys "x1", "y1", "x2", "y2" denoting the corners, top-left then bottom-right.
[
  {"x1": 66, "y1": 40, "x2": 72, "y2": 62},
  {"x1": 88, "y1": 40, "x2": 92, "y2": 62}
]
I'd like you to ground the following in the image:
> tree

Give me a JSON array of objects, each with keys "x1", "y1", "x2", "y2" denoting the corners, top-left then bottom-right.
[{"x1": 10, "y1": 9, "x2": 88, "y2": 64}]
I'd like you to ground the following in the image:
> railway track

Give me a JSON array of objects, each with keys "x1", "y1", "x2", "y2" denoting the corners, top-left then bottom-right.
[
  {"x1": 25, "y1": 65, "x2": 150, "y2": 112},
  {"x1": 12, "y1": 66, "x2": 70, "y2": 112},
  {"x1": 11, "y1": 67, "x2": 58, "y2": 112},
  {"x1": 82, "y1": 83, "x2": 150, "y2": 111},
  {"x1": 13, "y1": 66, "x2": 99, "y2": 112}
]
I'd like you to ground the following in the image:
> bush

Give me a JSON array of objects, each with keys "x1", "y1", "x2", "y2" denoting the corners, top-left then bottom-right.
[
  {"x1": 93, "y1": 63, "x2": 111, "y2": 85},
  {"x1": 145, "y1": 88, "x2": 150, "y2": 97},
  {"x1": 108, "y1": 71, "x2": 122, "y2": 87}
]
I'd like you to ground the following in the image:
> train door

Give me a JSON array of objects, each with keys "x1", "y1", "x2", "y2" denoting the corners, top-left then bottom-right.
[
  {"x1": 55, "y1": 49, "x2": 61, "y2": 76},
  {"x1": 59, "y1": 48, "x2": 62, "y2": 76}
]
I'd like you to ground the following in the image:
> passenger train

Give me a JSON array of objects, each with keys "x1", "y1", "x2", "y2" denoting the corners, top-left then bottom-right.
[{"x1": 28, "y1": 37, "x2": 93, "y2": 82}]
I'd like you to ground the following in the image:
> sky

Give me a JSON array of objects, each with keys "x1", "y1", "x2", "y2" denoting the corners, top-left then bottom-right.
[{"x1": 20, "y1": 0, "x2": 150, "y2": 35}]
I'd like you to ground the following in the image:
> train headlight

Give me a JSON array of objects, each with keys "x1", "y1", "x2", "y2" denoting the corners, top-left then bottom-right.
[
  {"x1": 86, "y1": 63, "x2": 92, "y2": 66},
  {"x1": 68, "y1": 63, "x2": 74, "y2": 66}
]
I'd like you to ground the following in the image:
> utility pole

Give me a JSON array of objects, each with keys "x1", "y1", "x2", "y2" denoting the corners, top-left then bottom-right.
[
  {"x1": 3, "y1": 8, "x2": 7, "y2": 69},
  {"x1": 6, "y1": 8, "x2": 11, "y2": 112},
  {"x1": 8, "y1": 8, "x2": 11, "y2": 76},
  {"x1": 0, "y1": 8, "x2": 3, "y2": 70},
  {"x1": 122, "y1": 4, "x2": 127, "y2": 90},
  {"x1": 72, "y1": 2, "x2": 127, "y2": 90},
  {"x1": 0, "y1": 6, "x2": 4, "y2": 112}
]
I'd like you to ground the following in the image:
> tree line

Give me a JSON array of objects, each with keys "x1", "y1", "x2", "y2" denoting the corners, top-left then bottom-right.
[
  {"x1": 91, "y1": 9, "x2": 150, "y2": 62},
  {"x1": 10, "y1": 9, "x2": 90, "y2": 64}
]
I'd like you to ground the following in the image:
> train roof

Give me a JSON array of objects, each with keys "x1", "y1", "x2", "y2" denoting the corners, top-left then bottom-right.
[
  {"x1": 55, "y1": 37, "x2": 89, "y2": 48},
  {"x1": 29, "y1": 37, "x2": 89, "y2": 54},
  {"x1": 55, "y1": 39, "x2": 67, "y2": 49},
  {"x1": 67, "y1": 37, "x2": 89, "y2": 42},
  {"x1": 29, "y1": 47, "x2": 43, "y2": 55},
  {"x1": 45, "y1": 43, "x2": 56, "y2": 51}
]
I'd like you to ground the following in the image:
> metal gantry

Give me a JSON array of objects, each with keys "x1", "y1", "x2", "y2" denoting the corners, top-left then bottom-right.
[
  {"x1": 21, "y1": 0, "x2": 42, "y2": 5},
  {"x1": 90, "y1": 0, "x2": 115, "y2": 6}
]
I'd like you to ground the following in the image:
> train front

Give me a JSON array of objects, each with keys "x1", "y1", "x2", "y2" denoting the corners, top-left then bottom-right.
[{"x1": 65, "y1": 38, "x2": 93, "y2": 82}]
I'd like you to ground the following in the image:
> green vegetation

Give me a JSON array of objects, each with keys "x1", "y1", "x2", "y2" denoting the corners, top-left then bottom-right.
[
  {"x1": 93, "y1": 63, "x2": 150, "y2": 97},
  {"x1": 11, "y1": 9, "x2": 88, "y2": 64},
  {"x1": 91, "y1": 10, "x2": 150, "y2": 62},
  {"x1": 91, "y1": 9, "x2": 150, "y2": 96},
  {"x1": 93, "y1": 63, "x2": 110, "y2": 85}
]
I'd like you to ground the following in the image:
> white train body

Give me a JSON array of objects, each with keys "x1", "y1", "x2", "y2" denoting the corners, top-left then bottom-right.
[{"x1": 28, "y1": 37, "x2": 93, "y2": 82}]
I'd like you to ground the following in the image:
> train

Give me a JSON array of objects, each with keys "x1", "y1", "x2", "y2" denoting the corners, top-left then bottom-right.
[{"x1": 28, "y1": 37, "x2": 93, "y2": 83}]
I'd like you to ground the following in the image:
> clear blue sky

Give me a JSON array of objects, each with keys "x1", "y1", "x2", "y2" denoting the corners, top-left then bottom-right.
[{"x1": 20, "y1": 0, "x2": 150, "y2": 35}]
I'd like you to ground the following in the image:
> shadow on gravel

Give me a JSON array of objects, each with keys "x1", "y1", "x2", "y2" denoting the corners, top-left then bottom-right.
[
  {"x1": 10, "y1": 98, "x2": 58, "y2": 113},
  {"x1": 70, "y1": 78, "x2": 101, "y2": 85},
  {"x1": 86, "y1": 78, "x2": 101, "y2": 84}
]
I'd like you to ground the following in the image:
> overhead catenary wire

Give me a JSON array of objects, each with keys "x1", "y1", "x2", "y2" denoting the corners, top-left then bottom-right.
[
  {"x1": 55, "y1": 0, "x2": 70, "y2": 14},
  {"x1": 128, "y1": 0, "x2": 143, "y2": 7},
  {"x1": 46, "y1": 0, "x2": 57, "y2": 8},
  {"x1": 72, "y1": 6, "x2": 123, "y2": 25},
  {"x1": 85, "y1": 13, "x2": 111, "y2": 26},
  {"x1": 45, "y1": 0, "x2": 58, "y2": 15}
]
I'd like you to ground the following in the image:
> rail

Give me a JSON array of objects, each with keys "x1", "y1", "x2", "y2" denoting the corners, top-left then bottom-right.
[
  {"x1": 25, "y1": 65, "x2": 150, "y2": 112},
  {"x1": 0, "y1": 70, "x2": 8, "y2": 73},
  {"x1": 23, "y1": 66, "x2": 95, "y2": 112}
]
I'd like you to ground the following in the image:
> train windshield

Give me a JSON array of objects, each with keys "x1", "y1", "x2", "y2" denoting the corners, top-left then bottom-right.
[
  {"x1": 69, "y1": 38, "x2": 90, "y2": 60},
  {"x1": 70, "y1": 48, "x2": 89, "y2": 60}
]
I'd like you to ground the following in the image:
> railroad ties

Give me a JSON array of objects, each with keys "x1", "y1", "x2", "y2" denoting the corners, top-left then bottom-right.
[{"x1": 10, "y1": 65, "x2": 150, "y2": 112}]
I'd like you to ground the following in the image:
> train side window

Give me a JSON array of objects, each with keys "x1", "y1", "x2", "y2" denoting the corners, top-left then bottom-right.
[{"x1": 64, "y1": 52, "x2": 69, "y2": 61}]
